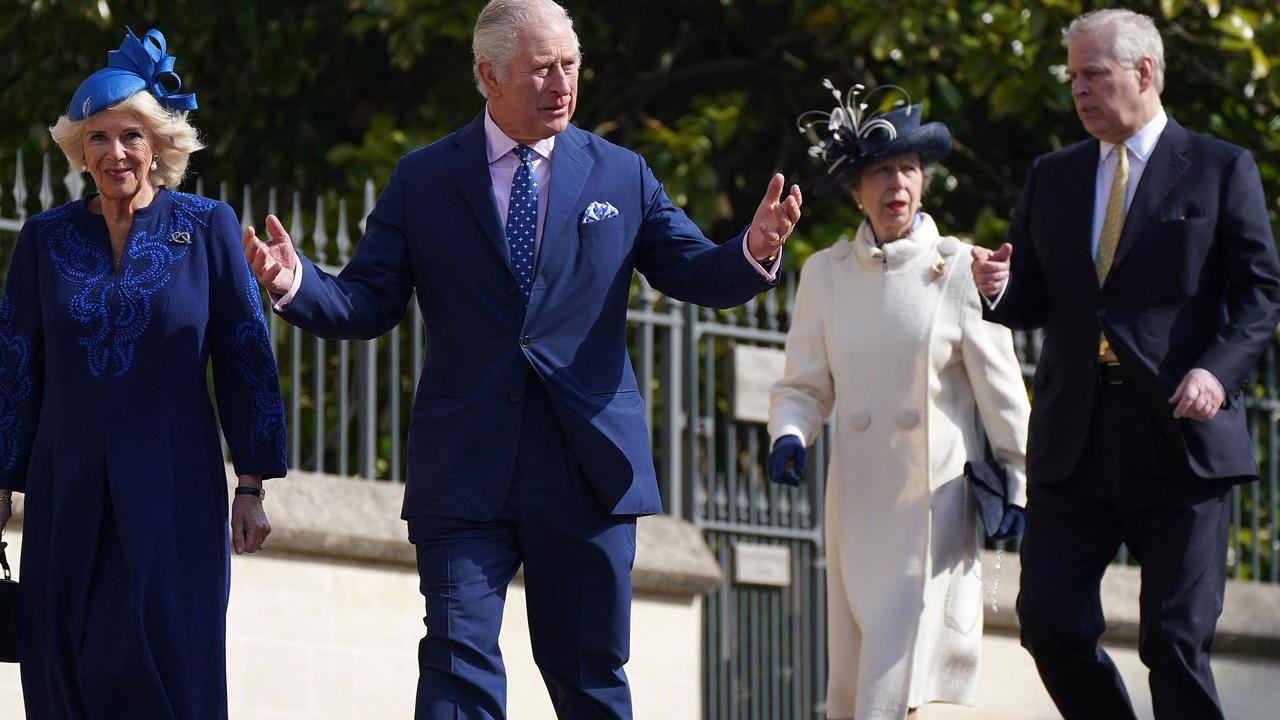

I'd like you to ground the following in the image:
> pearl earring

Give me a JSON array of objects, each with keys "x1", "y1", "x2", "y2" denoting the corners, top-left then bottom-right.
[{"x1": 150, "y1": 156, "x2": 158, "y2": 171}]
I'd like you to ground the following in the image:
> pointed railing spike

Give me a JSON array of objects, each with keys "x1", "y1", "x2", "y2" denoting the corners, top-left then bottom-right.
[
  {"x1": 14, "y1": 149, "x2": 28, "y2": 222},
  {"x1": 218, "y1": 181, "x2": 228, "y2": 204},
  {"x1": 194, "y1": 177, "x2": 205, "y2": 198},
  {"x1": 313, "y1": 196, "x2": 328, "y2": 264},
  {"x1": 63, "y1": 165, "x2": 85, "y2": 200},
  {"x1": 267, "y1": 187, "x2": 278, "y2": 220},
  {"x1": 336, "y1": 198, "x2": 351, "y2": 263},
  {"x1": 240, "y1": 184, "x2": 254, "y2": 230},
  {"x1": 359, "y1": 178, "x2": 375, "y2": 234},
  {"x1": 289, "y1": 191, "x2": 304, "y2": 252},
  {"x1": 39, "y1": 154, "x2": 53, "y2": 210}
]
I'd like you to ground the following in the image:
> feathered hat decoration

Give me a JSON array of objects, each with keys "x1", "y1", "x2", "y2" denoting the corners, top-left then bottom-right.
[{"x1": 797, "y1": 80, "x2": 951, "y2": 185}]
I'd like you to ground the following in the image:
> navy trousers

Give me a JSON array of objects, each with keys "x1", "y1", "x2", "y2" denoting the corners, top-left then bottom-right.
[
  {"x1": 1017, "y1": 379, "x2": 1231, "y2": 720},
  {"x1": 407, "y1": 377, "x2": 637, "y2": 719}
]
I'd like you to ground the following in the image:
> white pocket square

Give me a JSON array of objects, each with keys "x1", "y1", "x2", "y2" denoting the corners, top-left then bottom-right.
[{"x1": 581, "y1": 201, "x2": 620, "y2": 224}]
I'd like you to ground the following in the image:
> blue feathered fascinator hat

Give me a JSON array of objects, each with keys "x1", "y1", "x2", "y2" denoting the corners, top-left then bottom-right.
[
  {"x1": 67, "y1": 27, "x2": 197, "y2": 120},
  {"x1": 797, "y1": 81, "x2": 950, "y2": 186}
]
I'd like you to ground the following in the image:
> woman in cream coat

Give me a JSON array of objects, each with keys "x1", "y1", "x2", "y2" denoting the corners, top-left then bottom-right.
[{"x1": 768, "y1": 86, "x2": 1030, "y2": 719}]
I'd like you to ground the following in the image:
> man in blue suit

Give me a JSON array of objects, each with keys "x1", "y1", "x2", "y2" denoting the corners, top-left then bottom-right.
[
  {"x1": 972, "y1": 9, "x2": 1280, "y2": 719},
  {"x1": 242, "y1": 1, "x2": 801, "y2": 716}
]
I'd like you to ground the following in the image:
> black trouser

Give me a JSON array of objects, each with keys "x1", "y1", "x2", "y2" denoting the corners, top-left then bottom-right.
[{"x1": 1017, "y1": 378, "x2": 1231, "y2": 720}]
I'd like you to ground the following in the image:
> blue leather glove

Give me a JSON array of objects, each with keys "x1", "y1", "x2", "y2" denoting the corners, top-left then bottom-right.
[
  {"x1": 767, "y1": 435, "x2": 807, "y2": 486},
  {"x1": 993, "y1": 505, "x2": 1025, "y2": 541}
]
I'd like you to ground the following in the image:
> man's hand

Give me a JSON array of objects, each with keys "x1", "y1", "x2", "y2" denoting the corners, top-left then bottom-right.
[
  {"x1": 241, "y1": 214, "x2": 299, "y2": 297},
  {"x1": 971, "y1": 243, "x2": 1013, "y2": 300},
  {"x1": 746, "y1": 174, "x2": 803, "y2": 261},
  {"x1": 1169, "y1": 368, "x2": 1226, "y2": 422},
  {"x1": 767, "y1": 435, "x2": 807, "y2": 486}
]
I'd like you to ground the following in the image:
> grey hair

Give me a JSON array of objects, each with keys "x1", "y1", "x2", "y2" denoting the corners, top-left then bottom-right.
[
  {"x1": 472, "y1": 0, "x2": 580, "y2": 98},
  {"x1": 1063, "y1": 9, "x2": 1165, "y2": 94},
  {"x1": 49, "y1": 91, "x2": 204, "y2": 189}
]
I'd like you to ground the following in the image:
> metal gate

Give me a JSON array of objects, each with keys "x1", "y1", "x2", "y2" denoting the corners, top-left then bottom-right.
[{"x1": 625, "y1": 287, "x2": 832, "y2": 719}]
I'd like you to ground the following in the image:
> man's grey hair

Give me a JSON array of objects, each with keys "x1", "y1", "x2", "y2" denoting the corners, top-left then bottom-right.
[
  {"x1": 1063, "y1": 9, "x2": 1165, "y2": 94},
  {"x1": 472, "y1": 0, "x2": 580, "y2": 98}
]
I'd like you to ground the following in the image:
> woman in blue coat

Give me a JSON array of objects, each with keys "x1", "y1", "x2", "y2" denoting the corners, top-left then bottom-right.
[{"x1": 0, "y1": 27, "x2": 287, "y2": 718}]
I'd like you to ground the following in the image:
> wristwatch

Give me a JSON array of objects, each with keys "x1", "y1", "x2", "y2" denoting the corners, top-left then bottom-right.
[{"x1": 234, "y1": 486, "x2": 266, "y2": 501}]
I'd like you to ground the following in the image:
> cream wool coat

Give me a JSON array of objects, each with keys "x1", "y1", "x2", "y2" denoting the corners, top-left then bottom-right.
[{"x1": 769, "y1": 214, "x2": 1029, "y2": 719}]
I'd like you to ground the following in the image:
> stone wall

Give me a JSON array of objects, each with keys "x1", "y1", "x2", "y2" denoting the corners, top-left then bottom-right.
[{"x1": 0, "y1": 468, "x2": 721, "y2": 718}]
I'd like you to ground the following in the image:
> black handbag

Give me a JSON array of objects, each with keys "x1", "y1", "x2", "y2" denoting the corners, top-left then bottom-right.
[
  {"x1": 0, "y1": 540, "x2": 17, "y2": 663},
  {"x1": 962, "y1": 459, "x2": 1008, "y2": 539}
]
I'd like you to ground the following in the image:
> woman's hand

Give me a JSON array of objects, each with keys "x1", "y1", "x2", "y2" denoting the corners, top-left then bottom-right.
[
  {"x1": 230, "y1": 477, "x2": 271, "y2": 555},
  {"x1": 993, "y1": 505, "x2": 1025, "y2": 541},
  {"x1": 767, "y1": 435, "x2": 807, "y2": 486}
]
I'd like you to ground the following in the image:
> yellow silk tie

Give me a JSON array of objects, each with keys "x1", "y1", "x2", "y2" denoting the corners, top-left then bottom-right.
[{"x1": 1096, "y1": 144, "x2": 1129, "y2": 362}]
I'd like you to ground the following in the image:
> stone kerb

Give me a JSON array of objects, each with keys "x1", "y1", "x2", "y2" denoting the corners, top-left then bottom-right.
[
  {"x1": 230, "y1": 466, "x2": 723, "y2": 596},
  {"x1": 981, "y1": 550, "x2": 1280, "y2": 657}
]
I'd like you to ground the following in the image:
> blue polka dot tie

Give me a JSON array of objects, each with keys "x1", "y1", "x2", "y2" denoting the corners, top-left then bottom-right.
[{"x1": 505, "y1": 145, "x2": 538, "y2": 299}]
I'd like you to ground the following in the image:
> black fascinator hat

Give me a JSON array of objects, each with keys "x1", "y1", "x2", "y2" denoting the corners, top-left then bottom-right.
[{"x1": 797, "y1": 81, "x2": 951, "y2": 187}]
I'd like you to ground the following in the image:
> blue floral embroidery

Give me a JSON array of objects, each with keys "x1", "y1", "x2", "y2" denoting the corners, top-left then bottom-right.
[
  {"x1": 0, "y1": 292, "x2": 35, "y2": 472},
  {"x1": 234, "y1": 276, "x2": 286, "y2": 458},
  {"x1": 44, "y1": 193, "x2": 214, "y2": 377}
]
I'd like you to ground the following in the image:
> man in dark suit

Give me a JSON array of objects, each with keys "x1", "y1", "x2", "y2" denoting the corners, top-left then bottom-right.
[
  {"x1": 971, "y1": 8, "x2": 1280, "y2": 719},
  {"x1": 240, "y1": 0, "x2": 800, "y2": 717}
]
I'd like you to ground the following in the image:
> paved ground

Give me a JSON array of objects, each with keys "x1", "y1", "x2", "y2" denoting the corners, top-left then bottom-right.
[{"x1": 920, "y1": 631, "x2": 1280, "y2": 719}]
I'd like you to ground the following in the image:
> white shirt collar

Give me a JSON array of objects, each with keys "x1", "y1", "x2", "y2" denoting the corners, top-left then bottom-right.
[
  {"x1": 484, "y1": 106, "x2": 556, "y2": 164},
  {"x1": 1098, "y1": 107, "x2": 1167, "y2": 164}
]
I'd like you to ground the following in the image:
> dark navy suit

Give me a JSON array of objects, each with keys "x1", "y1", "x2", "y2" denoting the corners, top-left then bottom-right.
[
  {"x1": 279, "y1": 113, "x2": 773, "y2": 718},
  {"x1": 986, "y1": 117, "x2": 1280, "y2": 718}
]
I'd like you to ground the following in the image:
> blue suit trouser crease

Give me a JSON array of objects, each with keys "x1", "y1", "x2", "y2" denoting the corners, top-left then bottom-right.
[
  {"x1": 1016, "y1": 380, "x2": 1231, "y2": 720},
  {"x1": 407, "y1": 376, "x2": 637, "y2": 720}
]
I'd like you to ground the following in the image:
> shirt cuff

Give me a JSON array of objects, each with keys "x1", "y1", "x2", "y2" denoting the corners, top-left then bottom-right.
[
  {"x1": 743, "y1": 236, "x2": 781, "y2": 282},
  {"x1": 271, "y1": 266, "x2": 304, "y2": 311},
  {"x1": 1191, "y1": 368, "x2": 1226, "y2": 399},
  {"x1": 982, "y1": 283, "x2": 1007, "y2": 310}
]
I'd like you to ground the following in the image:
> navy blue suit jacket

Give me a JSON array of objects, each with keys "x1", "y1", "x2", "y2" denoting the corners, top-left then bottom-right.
[
  {"x1": 985, "y1": 118, "x2": 1280, "y2": 484},
  {"x1": 281, "y1": 114, "x2": 774, "y2": 519}
]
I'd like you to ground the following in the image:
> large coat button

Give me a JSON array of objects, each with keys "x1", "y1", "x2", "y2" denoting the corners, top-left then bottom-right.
[
  {"x1": 850, "y1": 409, "x2": 871, "y2": 431},
  {"x1": 938, "y1": 237, "x2": 960, "y2": 256},
  {"x1": 896, "y1": 409, "x2": 920, "y2": 429}
]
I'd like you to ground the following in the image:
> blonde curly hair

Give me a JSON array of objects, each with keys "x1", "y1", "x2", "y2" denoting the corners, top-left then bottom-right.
[{"x1": 49, "y1": 91, "x2": 204, "y2": 189}]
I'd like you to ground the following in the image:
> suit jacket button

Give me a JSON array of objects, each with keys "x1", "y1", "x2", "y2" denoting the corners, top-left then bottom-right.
[
  {"x1": 520, "y1": 336, "x2": 530, "y2": 347},
  {"x1": 510, "y1": 391, "x2": 523, "y2": 402},
  {"x1": 1097, "y1": 308, "x2": 1107, "y2": 317},
  {"x1": 508, "y1": 284, "x2": 519, "y2": 295}
]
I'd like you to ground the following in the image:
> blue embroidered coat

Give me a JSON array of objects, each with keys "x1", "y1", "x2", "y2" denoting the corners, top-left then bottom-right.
[{"x1": 0, "y1": 189, "x2": 287, "y2": 719}]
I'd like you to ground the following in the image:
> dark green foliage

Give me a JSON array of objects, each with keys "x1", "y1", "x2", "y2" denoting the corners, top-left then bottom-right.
[{"x1": 2, "y1": 1, "x2": 1276, "y2": 258}]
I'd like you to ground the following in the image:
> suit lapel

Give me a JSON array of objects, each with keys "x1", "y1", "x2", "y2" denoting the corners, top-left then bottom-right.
[
  {"x1": 1109, "y1": 119, "x2": 1190, "y2": 278},
  {"x1": 446, "y1": 113, "x2": 513, "y2": 273},
  {"x1": 535, "y1": 124, "x2": 594, "y2": 286}
]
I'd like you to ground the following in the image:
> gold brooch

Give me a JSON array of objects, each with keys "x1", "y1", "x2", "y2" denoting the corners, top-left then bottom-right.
[{"x1": 931, "y1": 258, "x2": 946, "y2": 279}]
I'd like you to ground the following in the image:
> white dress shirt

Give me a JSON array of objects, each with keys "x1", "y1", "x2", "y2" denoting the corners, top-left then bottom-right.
[
  {"x1": 986, "y1": 108, "x2": 1167, "y2": 309},
  {"x1": 1090, "y1": 108, "x2": 1167, "y2": 258},
  {"x1": 484, "y1": 109, "x2": 554, "y2": 258},
  {"x1": 275, "y1": 106, "x2": 777, "y2": 308}
]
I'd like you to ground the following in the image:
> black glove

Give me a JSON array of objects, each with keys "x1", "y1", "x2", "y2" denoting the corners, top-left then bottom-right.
[{"x1": 767, "y1": 435, "x2": 807, "y2": 486}]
